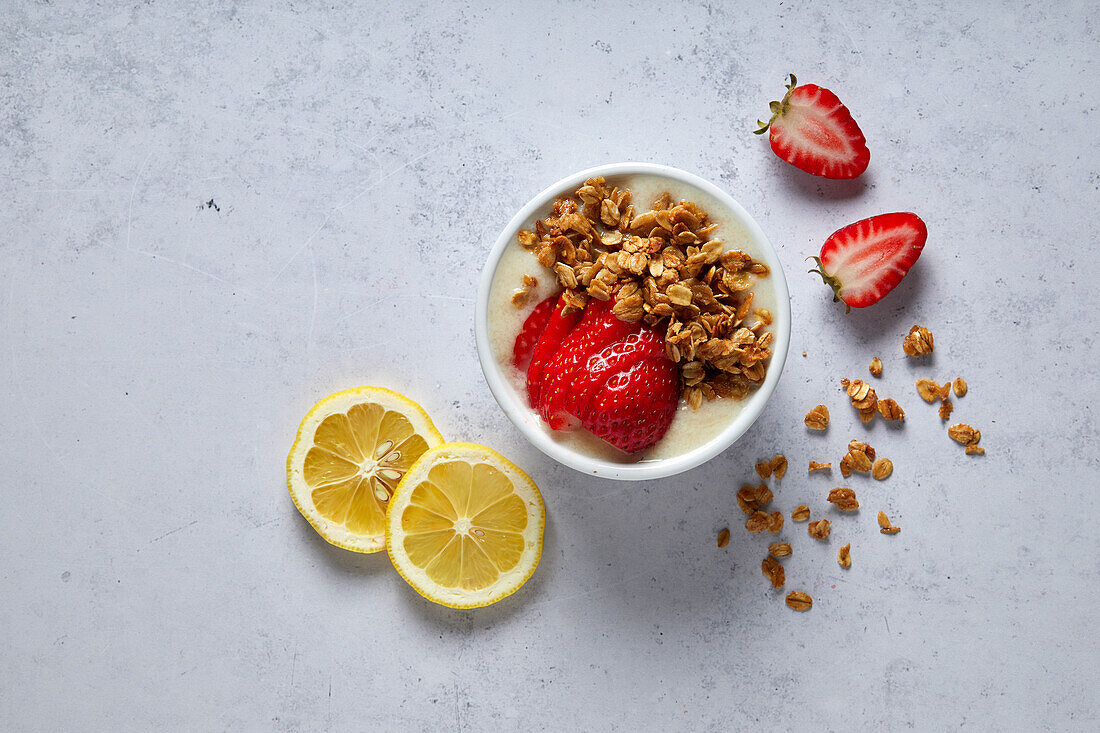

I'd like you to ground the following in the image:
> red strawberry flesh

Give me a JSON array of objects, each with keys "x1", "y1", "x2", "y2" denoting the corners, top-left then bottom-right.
[
  {"x1": 525, "y1": 295, "x2": 582, "y2": 407},
  {"x1": 513, "y1": 294, "x2": 558, "y2": 370},
  {"x1": 580, "y1": 355, "x2": 680, "y2": 453},
  {"x1": 810, "y1": 212, "x2": 927, "y2": 310},
  {"x1": 536, "y1": 298, "x2": 639, "y2": 429}
]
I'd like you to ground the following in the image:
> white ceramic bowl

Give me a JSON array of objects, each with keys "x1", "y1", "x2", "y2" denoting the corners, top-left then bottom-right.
[{"x1": 475, "y1": 163, "x2": 790, "y2": 480}]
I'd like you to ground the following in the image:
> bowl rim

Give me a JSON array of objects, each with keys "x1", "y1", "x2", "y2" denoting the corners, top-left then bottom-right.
[{"x1": 475, "y1": 162, "x2": 791, "y2": 480}]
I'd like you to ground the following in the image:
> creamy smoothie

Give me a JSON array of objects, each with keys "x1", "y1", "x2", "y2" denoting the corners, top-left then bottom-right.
[{"x1": 488, "y1": 173, "x2": 778, "y2": 463}]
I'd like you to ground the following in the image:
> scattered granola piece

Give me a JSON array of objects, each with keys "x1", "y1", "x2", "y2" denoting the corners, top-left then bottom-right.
[
  {"x1": 767, "y1": 511, "x2": 785, "y2": 533},
  {"x1": 877, "y1": 398, "x2": 905, "y2": 420},
  {"x1": 939, "y1": 399, "x2": 953, "y2": 420},
  {"x1": 785, "y1": 591, "x2": 813, "y2": 611},
  {"x1": 745, "y1": 511, "x2": 770, "y2": 533},
  {"x1": 808, "y1": 461, "x2": 832, "y2": 472},
  {"x1": 754, "y1": 484, "x2": 773, "y2": 507},
  {"x1": 869, "y1": 357, "x2": 883, "y2": 377},
  {"x1": 846, "y1": 450, "x2": 872, "y2": 474},
  {"x1": 937, "y1": 381, "x2": 952, "y2": 401},
  {"x1": 755, "y1": 460, "x2": 773, "y2": 479},
  {"x1": 965, "y1": 444, "x2": 986, "y2": 455},
  {"x1": 736, "y1": 485, "x2": 756, "y2": 514},
  {"x1": 808, "y1": 519, "x2": 831, "y2": 539},
  {"x1": 838, "y1": 543, "x2": 852, "y2": 568},
  {"x1": 804, "y1": 404, "x2": 830, "y2": 430},
  {"x1": 717, "y1": 528, "x2": 730, "y2": 548},
  {"x1": 902, "y1": 324, "x2": 934, "y2": 356},
  {"x1": 878, "y1": 511, "x2": 901, "y2": 534},
  {"x1": 844, "y1": 378, "x2": 878, "y2": 412},
  {"x1": 791, "y1": 505, "x2": 811, "y2": 522},
  {"x1": 768, "y1": 542, "x2": 793, "y2": 559},
  {"x1": 827, "y1": 487, "x2": 860, "y2": 511},
  {"x1": 848, "y1": 440, "x2": 875, "y2": 461},
  {"x1": 762, "y1": 556, "x2": 785, "y2": 588},
  {"x1": 770, "y1": 454, "x2": 788, "y2": 479},
  {"x1": 916, "y1": 379, "x2": 940, "y2": 402},
  {"x1": 737, "y1": 484, "x2": 772, "y2": 514},
  {"x1": 953, "y1": 377, "x2": 968, "y2": 397},
  {"x1": 872, "y1": 458, "x2": 893, "y2": 480},
  {"x1": 948, "y1": 423, "x2": 981, "y2": 446},
  {"x1": 839, "y1": 454, "x2": 852, "y2": 478}
]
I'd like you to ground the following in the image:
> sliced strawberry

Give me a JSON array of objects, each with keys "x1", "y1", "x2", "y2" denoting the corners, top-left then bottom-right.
[
  {"x1": 558, "y1": 328, "x2": 667, "y2": 425},
  {"x1": 755, "y1": 74, "x2": 870, "y2": 179},
  {"x1": 513, "y1": 294, "x2": 559, "y2": 370},
  {"x1": 525, "y1": 295, "x2": 582, "y2": 407},
  {"x1": 537, "y1": 298, "x2": 639, "y2": 429},
  {"x1": 809, "y1": 212, "x2": 927, "y2": 310},
  {"x1": 580, "y1": 356, "x2": 680, "y2": 453}
]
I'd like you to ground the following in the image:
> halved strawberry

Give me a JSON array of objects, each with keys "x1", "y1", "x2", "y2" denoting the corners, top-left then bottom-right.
[
  {"x1": 755, "y1": 74, "x2": 870, "y2": 179},
  {"x1": 513, "y1": 294, "x2": 559, "y2": 370},
  {"x1": 525, "y1": 295, "x2": 582, "y2": 407},
  {"x1": 537, "y1": 298, "x2": 639, "y2": 429},
  {"x1": 580, "y1": 356, "x2": 680, "y2": 454},
  {"x1": 809, "y1": 212, "x2": 927, "y2": 310}
]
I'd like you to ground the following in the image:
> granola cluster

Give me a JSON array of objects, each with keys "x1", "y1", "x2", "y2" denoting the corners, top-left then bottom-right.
[
  {"x1": 902, "y1": 324, "x2": 934, "y2": 356},
  {"x1": 518, "y1": 177, "x2": 773, "y2": 406}
]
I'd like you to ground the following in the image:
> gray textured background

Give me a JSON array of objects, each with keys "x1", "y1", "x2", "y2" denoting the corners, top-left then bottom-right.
[{"x1": 2, "y1": 1, "x2": 1097, "y2": 730}]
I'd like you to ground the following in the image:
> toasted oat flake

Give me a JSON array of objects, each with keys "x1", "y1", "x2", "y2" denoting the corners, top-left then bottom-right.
[
  {"x1": 965, "y1": 444, "x2": 986, "y2": 455},
  {"x1": 846, "y1": 450, "x2": 872, "y2": 474},
  {"x1": 804, "y1": 405, "x2": 830, "y2": 430},
  {"x1": 877, "y1": 398, "x2": 905, "y2": 421},
  {"x1": 869, "y1": 357, "x2": 883, "y2": 377},
  {"x1": 953, "y1": 378, "x2": 968, "y2": 397},
  {"x1": 948, "y1": 423, "x2": 980, "y2": 445},
  {"x1": 767, "y1": 511, "x2": 785, "y2": 533},
  {"x1": 717, "y1": 528, "x2": 730, "y2": 548},
  {"x1": 770, "y1": 454, "x2": 788, "y2": 479},
  {"x1": 902, "y1": 325, "x2": 934, "y2": 356},
  {"x1": 762, "y1": 556, "x2": 786, "y2": 588},
  {"x1": 745, "y1": 511, "x2": 770, "y2": 533},
  {"x1": 843, "y1": 378, "x2": 878, "y2": 418},
  {"x1": 754, "y1": 484, "x2": 773, "y2": 507},
  {"x1": 878, "y1": 511, "x2": 901, "y2": 534},
  {"x1": 872, "y1": 458, "x2": 893, "y2": 480},
  {"x1": 755, "y1": 460, "x2": 772, "y2": 479},
  {"x1": 916, "y1": 379, "x2": 941, "y2": 403},
  {"x1": 808, "y1": 519, "x2": 831, "y2": 539},
  {"x1": 939, "y1": 399, "x2": 953, "y2": 420},
  {"x1": 839, "y1": 455, "x2": 852, "y2": 478},
  {"x1": 768, "y1": 542, "x2": 793, "y2": 559},
  {"x1": 785, "y1": 591, "x2": 812, "y2": 611},
  {"x1": 791, "y1": 505, "x2": 810, "y2": 522},
  {"x1": 838, "y1": 543, "x2": 852, "y2": 568},
  {"x1": 827, "y1": 487, "x2": 859, "y2": 511},
  {"x1": 848, "y1": 440, "x2": 875, "y2": 460},
  {"x1": 808, "y1": 461, "x2": 832, "y2": 472}
]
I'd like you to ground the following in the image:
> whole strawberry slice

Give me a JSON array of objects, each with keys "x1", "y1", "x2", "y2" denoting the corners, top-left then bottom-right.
[
  {"x1": 580, "y1": 356, "x2": 680, "y2": 454},
  {"x1": 755, "y1": 74, "x2": 870, "y2": 179},
  {"x1": 513, "y1": 294, "x2": 559, "y2": 370},
  {"x1": 809, "y1": 212, "x2": 927, "y2": 310}
]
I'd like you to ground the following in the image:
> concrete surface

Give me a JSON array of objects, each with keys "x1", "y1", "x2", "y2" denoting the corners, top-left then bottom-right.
[{"x1": 2, "y1": 1, "x2": 1097, "y2": 730}]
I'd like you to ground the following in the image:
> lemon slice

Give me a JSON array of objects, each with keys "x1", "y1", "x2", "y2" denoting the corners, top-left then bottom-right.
[
  {"x1": 386, "y1": 443, "x2": 545, "y2": 608},
  {"x1": 287, "y1": 387, "x2": 443, "y2": 553}
]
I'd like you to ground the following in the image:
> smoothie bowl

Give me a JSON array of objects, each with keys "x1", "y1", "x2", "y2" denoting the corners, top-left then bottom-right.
[{"x1": 475, "y1": 163, "x2": 790, "y2": 480}]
